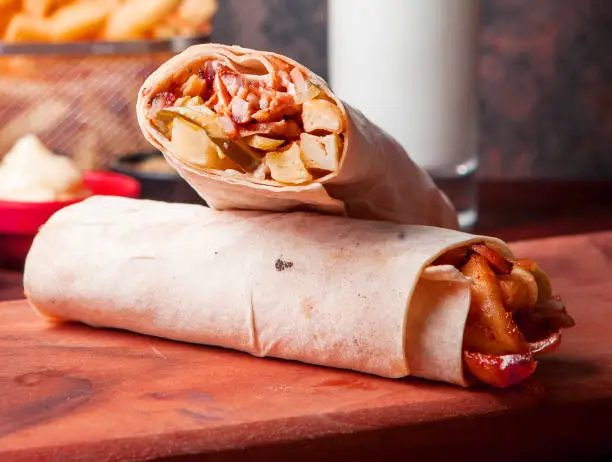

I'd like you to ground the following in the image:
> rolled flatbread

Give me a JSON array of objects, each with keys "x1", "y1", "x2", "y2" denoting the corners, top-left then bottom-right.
[
  {"x1": 136, "y1": 44, "x2": 458, "y2": 229},
  {"x1": 23, "y1": 197, "x2": 573, "y2": 387}
]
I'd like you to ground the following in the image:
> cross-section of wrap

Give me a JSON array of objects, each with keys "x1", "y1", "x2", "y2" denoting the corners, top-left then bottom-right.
[
  {"x1": 24, "y1": 197, "x2": 573, "y2": 387},
  {"x1": 137, "y1": 44, "x2": 458, "y2": 229}
]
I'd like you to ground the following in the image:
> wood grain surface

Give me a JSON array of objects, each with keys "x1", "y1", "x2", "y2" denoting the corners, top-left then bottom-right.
[{"x1": 1, "y1": 232, "x2": 612, "y2": 461}]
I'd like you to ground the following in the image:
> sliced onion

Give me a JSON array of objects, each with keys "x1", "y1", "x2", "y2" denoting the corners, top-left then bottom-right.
[{"x1": 243, "y1": 135, "x2": 285, "y2": 151}]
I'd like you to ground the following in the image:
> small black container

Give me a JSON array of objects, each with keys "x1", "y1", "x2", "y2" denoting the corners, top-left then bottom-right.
[{"x1": 110, "y1": 152, "x2": 205, "y2": 205}]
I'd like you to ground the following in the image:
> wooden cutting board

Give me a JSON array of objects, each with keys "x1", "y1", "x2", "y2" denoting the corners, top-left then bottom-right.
[{"x1": 2, "y1": 232, "x2": 612, "y2": 462}]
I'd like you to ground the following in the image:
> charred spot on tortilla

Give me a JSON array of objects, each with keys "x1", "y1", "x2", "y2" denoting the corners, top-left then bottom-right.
[
  {"x1": 275, "y1": 258, "x2": 294, "y2": 271},
  {"x1": 397, "y1": 231, "x2": 406, "y2": 240}
]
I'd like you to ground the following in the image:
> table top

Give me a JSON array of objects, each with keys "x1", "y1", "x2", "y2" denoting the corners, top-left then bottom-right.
[{"x1": 1, "y1": 229, "x2": 612, "y2": 462}]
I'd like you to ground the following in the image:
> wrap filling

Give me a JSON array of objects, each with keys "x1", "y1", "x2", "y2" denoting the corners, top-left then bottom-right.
[
  {"x1": 432, "y1": 244, "x2": 574, "y2": 387},
  {"x1": 146, "y1": 55, "x2": 345, "y2": 185}
]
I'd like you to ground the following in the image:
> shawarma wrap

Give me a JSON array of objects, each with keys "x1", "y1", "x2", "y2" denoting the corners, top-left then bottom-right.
[
  {"x1": 136, "y1": 44, "x2": 458, "y2": 229},
  {"x1": 23, "y1": 197, "x2": 573, "y2": 387}
]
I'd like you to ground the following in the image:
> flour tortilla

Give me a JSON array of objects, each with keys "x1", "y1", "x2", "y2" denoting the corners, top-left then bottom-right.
[
  {"x1": 137, "y1": 44, "x2": 458, "y2": 229},
  {"x1": 23, "y1": 197, "x2": 509, "y2": 385}
]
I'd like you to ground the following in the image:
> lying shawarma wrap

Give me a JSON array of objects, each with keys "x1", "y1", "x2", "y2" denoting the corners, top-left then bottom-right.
[
  {"x1": 24, "y1": 197, "x2": 573, "y2": 387},
  {"x1": 136, "y1": 44, "x2": 458, "y2": 229}
]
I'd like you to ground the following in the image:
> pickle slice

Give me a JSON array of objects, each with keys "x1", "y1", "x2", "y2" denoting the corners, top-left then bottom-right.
[{"x1": 159, "y1": 105, "x2": 262, "y2": 172}]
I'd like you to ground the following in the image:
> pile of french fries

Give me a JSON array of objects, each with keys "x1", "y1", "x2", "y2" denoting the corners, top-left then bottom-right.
[{"x1": 0, "y1": 0, "x2": 217, "y2": 43}]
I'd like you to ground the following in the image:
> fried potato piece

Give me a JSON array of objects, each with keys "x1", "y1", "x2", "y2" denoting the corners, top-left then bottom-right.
[
  {"x1": 23, "y1": 0, "x2": 54, "y2": 17},
  {"x1": 0, "y1": 0, "x2": 20, "y2": 11},
  {"x1": 180, "y1": 74, "x2": 207, "y2": 98},
  {"x1": 104, "y1": 0, "x2": 180, "y2": 40},
  {"x1": 4, "y1": 14, "x2": 50, "y2": 43},
  {"x1": 0, "y1": 11, "x2": 17, "y2": 39},
  {"x1": 50, "y1": 1, "x2": 114, "y2": 41},
  {"x1": 461, "y1": 254, "x2": 529, "y2": 355},
  {"x1": 267, "y1": 142, "x2": 312, "y2": 185},
  {"x1": 152, "y1": 12, "x2": 197, "y2": 38},
  {"x1": 23, "y1": 0, "x2": 73, "y2": 17},
  {"x1": 299, "y1": 133, "x2": 340, "y2": 172},
  {"x1": 178, "y1": 0, "x2": 217, "y2": 25},
  {"x1": 151, "y1": 22, "x2": 176, "y2": 40},
  {"x1": 471, "y1": 244, "x2": 511, "y2": 275},
  {"x1": 0, "y1": 0, "x2": 20, "y2": 7},
  {"x1": 301, "y1": 99, "x2": 343, "y2": 134},
  {"x1": 464, "y1": 350, "x2": 537, "y2": 388}
]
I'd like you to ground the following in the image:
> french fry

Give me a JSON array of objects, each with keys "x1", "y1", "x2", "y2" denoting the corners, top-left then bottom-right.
[
  {"x1": 178, "y1": 0, "x2": 217, "y2": 25},
  {"x1": 0, "y1": 0, "x2": 19, "y2": 39},
  {"x1": 104, "y1": 0, "x2": 180, "y2": 40},
  {"x1": 49, "y1": 1, "x2": 114, "y2": 42},
  {"x1": 180, "y1": 74, "x2": 207, "y2": 97},
  {"x1": 154, "y1": 12, "x2": 197, "y2": 38},
  {"x1": 470, "y1": 244, "x2": 511, "y2": 275},
  {"x1": 0, "y1": 12, "x2": 17, "y2": 39},
  {"x1": 2, "y1": 0, "x2": 216, "y2": 44},
  {"x1": 463, "y1": 351, "x2": 536, "y2": 388},
  {"x1": 23, "y1": 0, "x2": 70, "y2": 17},
  {"x1": 151, "y1": 23, "x2": 177, "y2": 40},
  {"x1": 4, "y1": 14, "x2": 50, "y2": 43},
  {"x1": 461, "y1": 254, "x2": 529, "y2": 355},
  {"x1": 0, "y1": 0, "x2": 19, "y2": 11}
]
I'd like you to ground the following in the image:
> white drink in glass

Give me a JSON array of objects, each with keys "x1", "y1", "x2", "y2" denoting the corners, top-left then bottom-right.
[{"x1": 328, "y1": 0, "x2": 480, "y2": 228}]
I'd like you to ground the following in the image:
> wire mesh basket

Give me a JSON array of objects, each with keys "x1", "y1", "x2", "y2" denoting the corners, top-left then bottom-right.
[{"x1": 0, "y1": 36, "x2": 209, "y2": 170}]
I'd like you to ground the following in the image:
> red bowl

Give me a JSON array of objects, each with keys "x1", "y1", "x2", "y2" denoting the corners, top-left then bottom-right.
[{"x1": 0, "y1": 171, "x2": 140, "y2": 270}]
